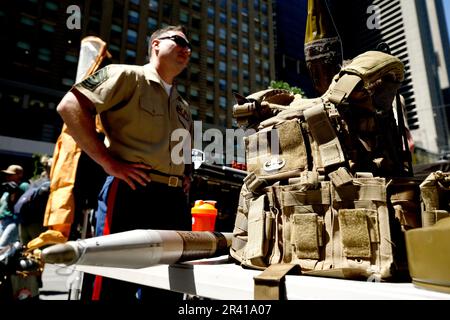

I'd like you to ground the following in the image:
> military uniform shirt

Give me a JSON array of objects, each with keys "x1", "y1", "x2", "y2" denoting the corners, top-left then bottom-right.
[{"x1": 73, "y1": 64, "x2": 192, "y2": 177}]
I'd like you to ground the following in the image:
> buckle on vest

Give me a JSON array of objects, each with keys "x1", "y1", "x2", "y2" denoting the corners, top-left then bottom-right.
[{"x1": 168, "y1": 176, "x2": 179, "y2": 187}]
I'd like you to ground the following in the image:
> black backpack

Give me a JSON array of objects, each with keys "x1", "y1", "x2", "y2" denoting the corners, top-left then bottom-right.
[{"x1": 14, "y1": 178, "x2": 50, "y2": 225}]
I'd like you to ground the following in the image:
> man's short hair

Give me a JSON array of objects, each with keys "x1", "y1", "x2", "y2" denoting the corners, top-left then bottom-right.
[{"x1": 148, "y1": 25, "x2": 188, "y2": 59}]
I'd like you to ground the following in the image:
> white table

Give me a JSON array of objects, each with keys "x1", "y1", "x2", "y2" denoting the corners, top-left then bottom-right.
[{"x1": 72, "y1": 256, "x2": 450, "y2": 300}]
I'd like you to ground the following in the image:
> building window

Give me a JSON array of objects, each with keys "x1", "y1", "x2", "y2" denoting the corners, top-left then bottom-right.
[
  {"x1": 177, "y1": 84, "x2": 186, "y2": 93},
  {"x1": 232, "y1": 66, "x2": 238, "y2": 78},
  {"x1": 206, "y1": 73, "x2": 214, "y2": 84},
  {"x1": 206, "y1": 92, "x2": 214, "y2": 102},
  {"x1": 219, "y1": 79, "x2": 226, "y2": 91},
  {"x1": 127, "y1": 29, "x2": 138, "y2": 44},
  {"x1": 191, "y1": 32, "x2": 200, "y2": 43},
  {"x1": 130, "y1": 0, "x2": 139, "y2": 5},
  {"x1": 219, "y1": 61, "x2": 226, "y2": 74},
  {"x1": 62, "y1": 78, "x2": 74, "y2": 86},
  {"x1": 219, "y1": 45, "x2": 226, "y2": 56},
  {"x1": 207, "y1": 57, "x2": 214, "y2": 67},
  {"x1": 231, "y1": 33, "x2": 237, "y2": 45},
  {"x1": 192, "y1": 0, "x2": 201, "y2": 11},
  {"x1": 253, "y1": 0, "x2": 259, "y2": 10},
  {"x1": 206, "y1": 111, "x2": 214, "y2": 123},
  {"x1": 219, "y1": 96, "x2": 227, "y2": 109},
  {"x1": 219, "y1": 28, "x2": 226, "y2": 40},
  {"x1": 128, "y1": 10, "x2": 139, "y2": 24},
  {"x1": 42, "y1": 23, "x2": 55, "y2": 32},
  {"x1": 207, "y1": 40, "x2": 214, "y2": 52},
  {"x1": 243, "y1": 70, "x2": 249, "y2": 80},
  {"x1": 180, "y1": 9, "x2": 189, "y2": 23},
  {"x1": 44, "y1": 1, "x2": 58, "y2": 11},
  {"x1": 191, "y1": 51, "x2": 199, "y2": 62},
  {"x1": 64, "y1": 54, "x2": 78, "y2": 63},
  {"x1": 231, "y1": 18, "x2": 237, "y2": 28},
  {"x1": 219, "y1": 13, "x2": 226, "y2": 24},
  {"x1": 261, "y1": 2, "x2": 267, "y2": 14},
  {"x1": 149, "y1": 0, "x2": 158, "y2": 12},
  {"x1": 231, "y1": 83, "x2": 238, "y2": 91},
  {"x1": 219, "y1": 113, "x2": 226, "y2": 127},
  {"x1": 126, "y1": 49, "x2": 136, "y2": 58},
  {"x1": 207, "y1": 24, "x2": 214, "y2": 35},
  {"x1": 17, "y1": 41, "x2": 31, "y2": 51},
  {"x1": 242, "y1": 37, "x2": 249, "y2": 49},
  {"x1": 192, "y1": 16, "x2": 201, "y2": 29},
  {"x1": 207, "y1": 7, "x2": 214, "y2": 19},
  {"x1": 38, "y1": 48, "x2": 51, "y2": 62},
  {"x1": 110, "y1": 44, "x2": 120, "y2": 54},
  {"x1": 242, "y1": 23, "x2": 248, "y2": 33},
  {"x1": 147, "y1": 17, "x2": 157, "y2": 30},
  {"x1": 243, "y1": 53, "x2": 249, "y2": 65},
  {"x1": 20, "y1": 16, "x2": 35, "y2": 26},
  {"x1": 163, "y1": 3, "x2": 171, "y2": 16},
  {"x1": 190, "y1": 87, "x2": 199, "y2": 97}
]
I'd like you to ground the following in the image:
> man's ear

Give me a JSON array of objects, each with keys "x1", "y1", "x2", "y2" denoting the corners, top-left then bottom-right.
[{"x1": 151, "y1": 39, "x2": 160, "y2": 54}]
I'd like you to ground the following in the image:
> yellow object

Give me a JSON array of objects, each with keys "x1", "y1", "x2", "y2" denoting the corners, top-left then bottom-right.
[
  {"x1": 191, "y1": 200, "x2": 218, "y2": 231},
  {"x1": 304, "y1": 0, "x2": 342, "y2": 95},
  {"x1": 40, "y1": 37, "x2": 109, "y2": 237},
  {"x1": 27, "y1": 229, "x2": 67, "y2": 251},
  {"x1": 405, "y1": 217, "x2": 450, "y2": 294}
]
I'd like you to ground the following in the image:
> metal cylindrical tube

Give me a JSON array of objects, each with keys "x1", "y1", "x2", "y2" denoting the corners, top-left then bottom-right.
[{"x1": 41, "y1": 230, "x2": 232, "y2": 269}]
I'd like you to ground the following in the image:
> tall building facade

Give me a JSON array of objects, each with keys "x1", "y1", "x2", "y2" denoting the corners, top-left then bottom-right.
[
  {"x1": 272, "y1": 0, "x2": 315, "y2": 97},
  {"x1": 0, "y1": 0, "x2": 275, "y2": 169}
]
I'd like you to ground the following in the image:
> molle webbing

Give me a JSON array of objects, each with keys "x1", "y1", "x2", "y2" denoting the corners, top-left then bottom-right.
[{"x1": 303, "y1": 104, "x2": 345, "y2": 168}]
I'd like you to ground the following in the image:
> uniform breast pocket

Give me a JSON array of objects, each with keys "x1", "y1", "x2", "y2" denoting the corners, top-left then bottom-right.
[
  {"x1": 139, "y1": 97, "x2": 165, "y2": 117},
  {"x1": 138, "y1": 97, "x2": 167, "y2": 142}
]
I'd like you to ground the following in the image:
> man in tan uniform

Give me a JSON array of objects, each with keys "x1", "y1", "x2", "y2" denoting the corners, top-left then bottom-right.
[{"x1": 56, "y1": 25, "x2": 193, "y2": 300}]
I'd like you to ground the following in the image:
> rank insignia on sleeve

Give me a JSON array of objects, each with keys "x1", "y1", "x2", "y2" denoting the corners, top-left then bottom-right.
[{"x1": 80, "y1": 67, "x2": 109, "y2": 91}]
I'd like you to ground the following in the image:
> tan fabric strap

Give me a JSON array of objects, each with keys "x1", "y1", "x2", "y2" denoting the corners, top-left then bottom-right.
[
  {"x1": 303, "y1": 103, "x2": 345, "y2": 168},
  {"x1": 327, "y1": 74, "x2": 362, "y2": 105},
  {"x1": 329, "y1": 167, "x2": 353, "y2": 187},
  {"x1": 422, "y1": 210, "x2": 450, "y2": 228},
  {"x1": 254, "y1": 264, "x2": 301, "y2": 300},
  {"x1": 245, "y1": 195, "x2": 266, "y2": 260},
  {"x1": 333, "y1": 183, "x2": 386, "y2": 202},
  {"x1": 243, "y1": 172, "x2": 267, "y2": 193}
]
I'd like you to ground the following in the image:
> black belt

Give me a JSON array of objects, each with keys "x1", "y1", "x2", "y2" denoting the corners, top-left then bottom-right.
[{"x1": 148, "y1": 170, "x2": 183, "y2": 188}]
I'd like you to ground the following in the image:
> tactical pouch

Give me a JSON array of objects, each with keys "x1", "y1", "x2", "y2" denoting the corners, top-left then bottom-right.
[
  {"x1": 230, "y1": 174, "x2": 407, "y2": 280},
  {"x1": 419, "y1": 171, "x2": 450, "y2": 227}
]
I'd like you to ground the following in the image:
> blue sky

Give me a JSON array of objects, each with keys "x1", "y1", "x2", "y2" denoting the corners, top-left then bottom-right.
[{"x1": 444, "y1": 0, "x2": 450, "y2": 40}]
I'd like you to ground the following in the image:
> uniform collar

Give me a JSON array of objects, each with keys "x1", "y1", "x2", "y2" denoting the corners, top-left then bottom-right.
[{"x1": 143, "y1": 63, "x2": 180, "y2": 100}]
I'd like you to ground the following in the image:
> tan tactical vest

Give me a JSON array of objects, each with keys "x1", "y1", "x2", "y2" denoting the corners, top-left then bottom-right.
[{"x1": 230, "y1": 51, "x2": 417, "y2": 284}]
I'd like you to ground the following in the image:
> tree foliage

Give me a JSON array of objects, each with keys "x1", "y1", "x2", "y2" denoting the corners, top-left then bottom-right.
[{"x1": 269, "y1": 80, "x2": 307, "y2": 97}]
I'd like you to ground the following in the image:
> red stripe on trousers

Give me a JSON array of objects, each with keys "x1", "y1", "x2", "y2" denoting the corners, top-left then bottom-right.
[{"x1": 91, "y1": 178, "x2": 119, "y2": 301}]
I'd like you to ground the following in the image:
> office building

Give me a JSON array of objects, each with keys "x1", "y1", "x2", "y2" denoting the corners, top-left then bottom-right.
[{"x1": 0, "y1": 0, "x2": 275, "y2": 168}]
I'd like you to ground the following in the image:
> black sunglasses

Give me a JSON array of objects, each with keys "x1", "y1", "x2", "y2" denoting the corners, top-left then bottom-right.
[{"x1": 158, "y1": 35, "x2": 192, "y2": 50}]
